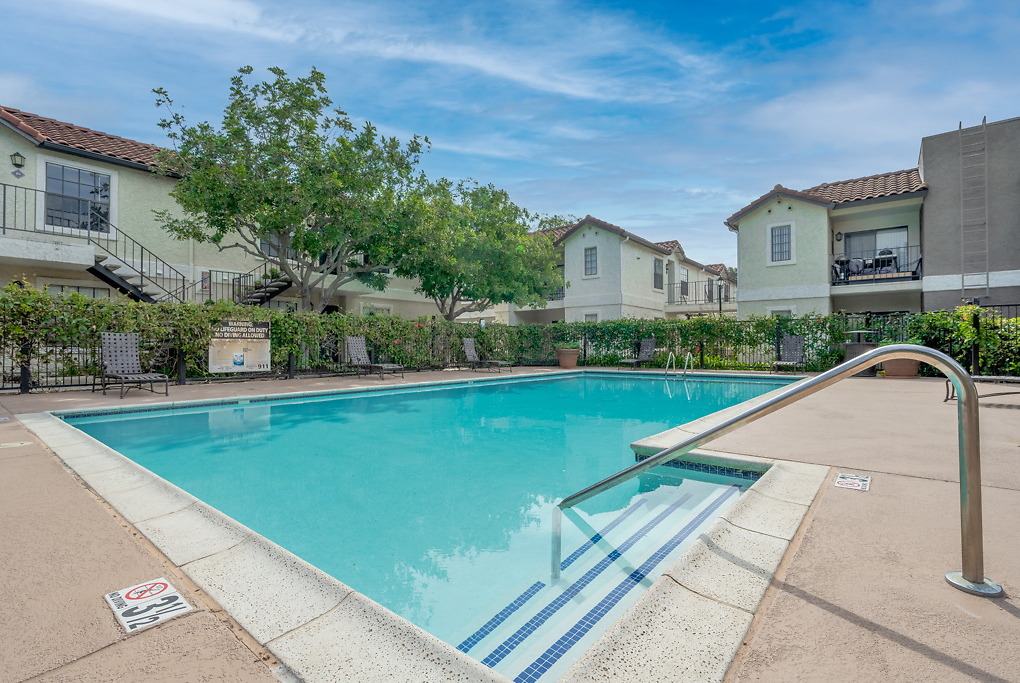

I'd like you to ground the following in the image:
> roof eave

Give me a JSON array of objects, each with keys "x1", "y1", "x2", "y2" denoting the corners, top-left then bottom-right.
[
  {"x1": 38, "y1": 141, "x2": 157, "y2": 173},
  {"x1": 830, "y1": 188, "x2": 928, "y2": 211}
]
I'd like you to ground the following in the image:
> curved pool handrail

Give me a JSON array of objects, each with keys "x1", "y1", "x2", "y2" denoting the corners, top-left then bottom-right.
[{"x1": 554, "y1": 344, "x2": 1003, "y2": 597}]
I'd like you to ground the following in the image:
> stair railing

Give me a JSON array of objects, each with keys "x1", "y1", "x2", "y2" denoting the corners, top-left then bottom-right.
[
  {"x1": 551, "y1": 344, "x2": 1003, "y2": 598},
  {"x1": 1, "y1": 183, "x2": 186, "y2": 302}
]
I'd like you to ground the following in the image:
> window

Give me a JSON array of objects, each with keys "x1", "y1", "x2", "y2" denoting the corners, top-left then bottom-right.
[
  {"x1": 584, "y1": 313, "x2": 598, "y2": 322},
  {"x1": 653, "y1": 258, "x2": 664, "y2": 289},
  {"x1": 844, "y1": 226, "x2": 908, "y2": 263},
  {"x1": 46, "y1": 284, "x2": 110, "y2": 299},
  {"x1": 679, "y1": 266, "x2": 689, "y2": 296},
  {"x1": 584, "y1": 246, "x2": 597, "y2": 276},
  {"x1": 45, "y1": 162, "x2": 111, "y2": 232},
  {"x1": 770, "y1": 224, "x2": 792, "y2": 263}
]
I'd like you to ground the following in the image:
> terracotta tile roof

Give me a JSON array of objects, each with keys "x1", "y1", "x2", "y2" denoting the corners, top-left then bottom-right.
[
  {"x1": 537, "y1": 224, "x2": 575, "y2": 242},
  {"x1": 0, "y1": 106, "x2": 160, "y2": 167},
  {"x1": 704, "y1": 263, "x2": 726, "y2": 274},
  {"x1": 801, "y1": 168, "x2": 925, "y2": 203},
  {"x1": 725, "y1": 169, "x2": 927, "y2": 229},
  {"x1": 655, "y1": 239, "x2": 683, "y2": 254}
]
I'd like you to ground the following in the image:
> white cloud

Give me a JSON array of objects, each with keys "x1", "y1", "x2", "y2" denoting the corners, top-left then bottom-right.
[{"x1": 66, "y1": 0, "x2": 298, "y2": 41}]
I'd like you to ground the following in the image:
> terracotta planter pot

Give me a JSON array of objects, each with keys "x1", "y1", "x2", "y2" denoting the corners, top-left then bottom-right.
[
  {"x1": 556, "y1": 348, "x2": 580, "y2": 369},
  {"x1": 882, "y1": 358, "x2": 920, "y2": 378}
]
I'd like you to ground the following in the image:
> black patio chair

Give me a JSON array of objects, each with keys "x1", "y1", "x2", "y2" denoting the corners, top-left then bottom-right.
[
  {"x1": 94, "y1": 332, "x2": 170, "y2": 399},
  {"x1": 772, "y1": 334, "x2": 805, "y2": 373},
  {"x1": 345, "y1": 336, "x2": 404, "y2": 380},
  {"x1": 619, "y1": 338, "x2": 656, "y2": 369},
  {"x1": 462, "y1": 338, "x2": 512, "y2": 372}
]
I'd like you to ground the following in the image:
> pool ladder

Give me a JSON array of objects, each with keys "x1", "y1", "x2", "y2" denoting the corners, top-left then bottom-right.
[
  {"x1": 553, "y1": 344, "x2": 1003, "y2": 597},
  {"x1": 664, "y1": 351, "x2": 695, "y2": 379}
]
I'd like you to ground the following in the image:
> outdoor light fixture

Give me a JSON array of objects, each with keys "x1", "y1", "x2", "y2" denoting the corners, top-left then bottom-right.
[
  {"x1": 835, "y1": 232, "x2": 844, "y2": 241},
  {"x1": 10, "y1": 152, "x2": 26, "y2": 168}
]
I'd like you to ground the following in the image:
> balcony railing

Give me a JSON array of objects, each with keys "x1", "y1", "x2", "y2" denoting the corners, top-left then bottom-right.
[
  {"x1": 666, "y1": 280, "x2": 732, "y2": 305},
  {"x1": 548, "y1": 286, "x2": 566, "y2": 301},
  {"x1": 832, "y1": 245, "x2": 922, "y2": 286}
]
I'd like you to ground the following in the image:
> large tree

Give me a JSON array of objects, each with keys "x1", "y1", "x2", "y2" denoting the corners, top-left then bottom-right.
[
  {"x1": 152, "y1": 66, "x2": 428, "y2": 311},
  {"x1": 399, "y1": 180, "x2": 562, "y2": 320}
]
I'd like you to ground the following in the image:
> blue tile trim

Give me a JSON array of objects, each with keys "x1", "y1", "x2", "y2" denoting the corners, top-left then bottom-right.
[
  {"x1": 513, "y1": 485, "x2": 741, "y2": 683},
  {"x1": 635, "y1": 454, "x2": 764, "y2": 481},
  {"x1": 480, "y1": 493, "x2": 694, "y2": 669},
  {"x1": 457, "y1": 581, "x2": 546, "y2": 653},
  {"x1": 560, "y1": 498, "x2": 647, "y2": 570},
  {"x1": 458, "y1": 498, "x2": 648, "y2": 655}
]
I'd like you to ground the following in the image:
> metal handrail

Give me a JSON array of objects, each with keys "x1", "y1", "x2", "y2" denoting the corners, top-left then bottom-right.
[
  {"x1": 682, "y1": 351, "x2": 693, "y2": 378},
  {"x1": 664, "y1": 352, "x2": 676, "y2": 377},
  {"x1": 552, "y1": 344, "x2": 1002, "y2": 597}
]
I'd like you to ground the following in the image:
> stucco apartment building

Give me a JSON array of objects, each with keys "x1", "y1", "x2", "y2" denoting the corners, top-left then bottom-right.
[
  {"x1": 0, "y1": 106, "x2": 440, "y2": 318},
  {"x1": 726, "y1": 116, "x2": 1020, "y2": 317},
  {"x1": 463, "y1": 216, "x2": 736, "y2": 325}
]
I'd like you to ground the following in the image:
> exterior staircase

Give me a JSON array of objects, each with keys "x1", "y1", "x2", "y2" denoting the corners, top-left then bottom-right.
[
  {"x1": 0, "y1": 182, "x2": 186, "y2": 303},
  {"x1": 233, "y1": 262, "x2": 293, "y2": 306}
]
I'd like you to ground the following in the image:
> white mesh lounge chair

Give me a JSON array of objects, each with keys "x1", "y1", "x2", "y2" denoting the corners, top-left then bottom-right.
[
  {"x1": 94, "y1": 332, "x2": 170, "y2": 399},
  {"x1": 345, "y1": 336, "x2": 404, "y2": 379},
  {"x1": 619, "y1": 338, "x2": 655, "y2": 369},
  {"x1": 772, "y1": 334, "x2": 805, "y2": 373},
  {"x1": 462, "y1": 338, "x2": 512, "y2": 372}
]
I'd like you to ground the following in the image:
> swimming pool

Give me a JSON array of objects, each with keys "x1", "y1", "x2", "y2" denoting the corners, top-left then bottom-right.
[{"x1": 61, "y1": 371, "x2": 795, "y2": 680}]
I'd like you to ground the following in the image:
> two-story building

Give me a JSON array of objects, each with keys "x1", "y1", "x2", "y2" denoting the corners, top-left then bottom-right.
[
  {"x1": 726, "y1": 116, "x2": 1020, "y2": 317},
  {"x1": 471, "y1": 216, "x2": 736, "y2": 324},
  {"x1": 0, "y1": 105, "x2": 443, "y2": 318}
]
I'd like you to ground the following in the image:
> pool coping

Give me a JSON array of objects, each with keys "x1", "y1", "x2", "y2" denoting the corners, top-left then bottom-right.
[{"x1": 18, "y1": 369, "x2": 828, "y2": 682}]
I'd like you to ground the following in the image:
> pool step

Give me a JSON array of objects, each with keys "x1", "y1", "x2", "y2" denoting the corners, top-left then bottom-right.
[{"x1": 456, "y1": 482, "x2": 742, "y2": 682}]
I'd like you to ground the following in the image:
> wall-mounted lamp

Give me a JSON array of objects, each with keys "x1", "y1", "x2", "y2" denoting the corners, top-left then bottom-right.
[
  {"x1": 835, "y1": 232, "x2": 843, "y2": 241},
  {"x1": 10, "y1": 152, "x2": 26, "y2": 168}
]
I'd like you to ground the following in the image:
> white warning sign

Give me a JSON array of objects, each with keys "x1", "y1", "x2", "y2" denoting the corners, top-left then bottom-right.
[
  {"x1": 104, "y1": 577, "x2": 192, "y2": 632},
  {"x1": 834, "y1": 473, "x2": 871, "y2": 491}
]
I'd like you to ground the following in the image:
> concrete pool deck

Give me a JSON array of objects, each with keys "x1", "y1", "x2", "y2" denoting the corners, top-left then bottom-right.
[{"x1": 1, "y1": 369, "x2": 1017, "y2": 681}]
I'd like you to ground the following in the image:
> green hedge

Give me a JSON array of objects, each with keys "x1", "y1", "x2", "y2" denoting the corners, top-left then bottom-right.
[{"x1": 1, "y1": 284, "x2": 1016, "y2": 383}]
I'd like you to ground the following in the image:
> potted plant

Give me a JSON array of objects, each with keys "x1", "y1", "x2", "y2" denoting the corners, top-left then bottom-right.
[
  {"x1": 555, "y1": 342, "x2": 581, "y2": 369},
  {"x1": 879, "y1": 338, "x2": 922, "y2": 378}
]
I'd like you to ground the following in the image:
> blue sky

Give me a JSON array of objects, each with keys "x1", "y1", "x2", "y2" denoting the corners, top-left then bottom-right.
[{"x1": 4, "y1": 0, "x2": 1019, "y2": 266}]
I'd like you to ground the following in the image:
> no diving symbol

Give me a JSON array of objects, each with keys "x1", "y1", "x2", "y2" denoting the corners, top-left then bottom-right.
[{"x1": 125, "y1": 582, "x2": 169, "y2": 601}]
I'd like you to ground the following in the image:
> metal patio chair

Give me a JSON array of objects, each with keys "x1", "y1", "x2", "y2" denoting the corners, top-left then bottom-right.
[
  {"x1": 772, "y1": 334, "x2": 805, "y2": 373},
  {"x1": 344, "y1": 336, "x2": 404, "y2": 380},
  {"x1": 619, "y1": 338, "x2": 656, "y2": 369},
  {"x1": 94, "y1": 332, "x2": 170, "y2": 399},
  {"x1": 462, "y1": 338, "x2": 512, "y2": 372}
]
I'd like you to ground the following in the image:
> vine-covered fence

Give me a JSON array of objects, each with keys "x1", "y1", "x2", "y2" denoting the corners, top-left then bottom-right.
[{"x1": 1, "y1": 284, "x2": 1017, "y2": 393}]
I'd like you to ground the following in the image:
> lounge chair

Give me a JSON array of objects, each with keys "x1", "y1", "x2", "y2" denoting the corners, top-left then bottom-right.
[
  {"x1": 94, "y1": 332, "x2": 170, "y2": 399},
  {"x1": 345, "y1": 336, "x2": 404, "y2": 380},
  {"x1": 619, "y1": 338, "x2": 655, "y2": 369},
  {"x1": 772, "y1": 334, "x2": 805, "y2": 373},
  {"x1": 462, "y1": 338, "x2": 512, "y2": 372}
]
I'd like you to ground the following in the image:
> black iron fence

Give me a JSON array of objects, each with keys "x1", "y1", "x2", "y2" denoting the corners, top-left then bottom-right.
[
  {"x1": 2, "y1": 287, "x2": 1017, "y2": 393},
  {"x1": 666, "y1": 280, "x2": 733, "y2": 305}
]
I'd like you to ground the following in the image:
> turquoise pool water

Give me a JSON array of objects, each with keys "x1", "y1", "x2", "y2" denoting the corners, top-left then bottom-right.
[{"x1": 64, "y1": 372, "x2": 791, "y2": 680}]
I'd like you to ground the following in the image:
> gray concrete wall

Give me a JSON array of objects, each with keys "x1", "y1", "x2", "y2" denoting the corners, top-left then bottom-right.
[{"x1": 919, "y1": 116, "x2": 1020, "y2": 307}]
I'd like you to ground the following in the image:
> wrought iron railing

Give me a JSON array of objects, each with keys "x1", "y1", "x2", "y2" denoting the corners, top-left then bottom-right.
[
  {"x1": 666, "y1": 280, "x2": 733, "y2": 305},
  {"x1": 831, "y1": 245, "x2": 922, "y2": 286},
  {"x1": 1, "y1": 182, "x2": 186, "y2": 301}
]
